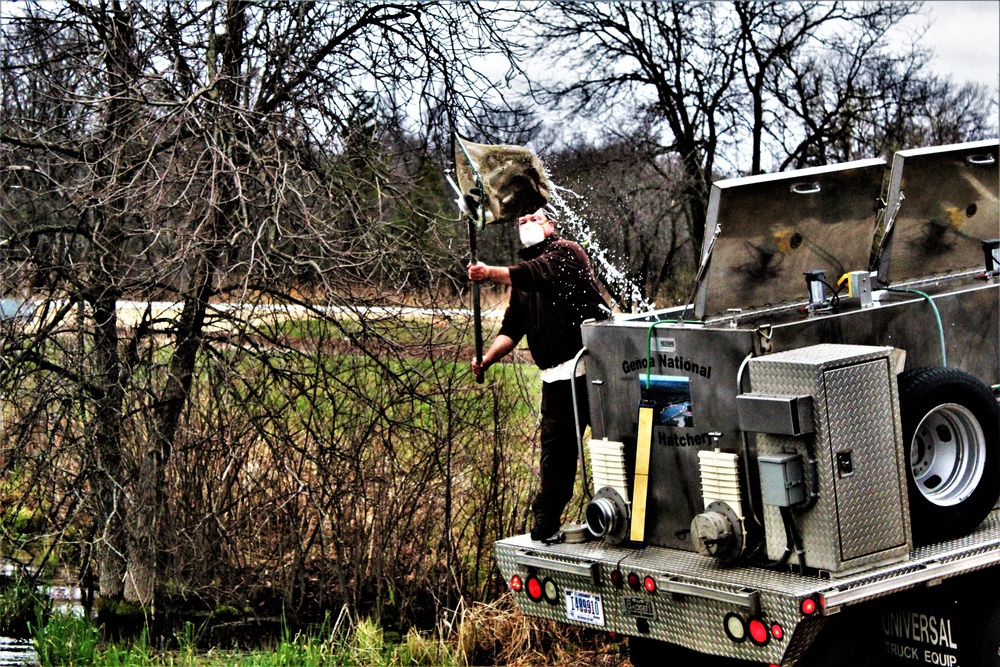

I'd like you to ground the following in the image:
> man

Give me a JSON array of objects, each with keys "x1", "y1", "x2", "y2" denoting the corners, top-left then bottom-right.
[{"x1": 468, "y1": 208, "x2": 610, "y2": 542}]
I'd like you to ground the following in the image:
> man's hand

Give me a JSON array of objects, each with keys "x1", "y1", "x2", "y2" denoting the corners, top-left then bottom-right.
[
  {"x1": 468, "y1": 261, "x2": 491, "y2": 282},
  {"x1": 471, "y1": 334, "x2": 516, "y2": 381},
  {"x1": 471, "y1": 356, "x2": 489, "y2": 378},
  {"x1": 467, "y1": 261, "x2": 511, "y2": 285}
]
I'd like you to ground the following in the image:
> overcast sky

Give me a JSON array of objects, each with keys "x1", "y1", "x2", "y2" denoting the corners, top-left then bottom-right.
[{"x1": 903, "y1": 1, "x2": 1000, "y2": 90}]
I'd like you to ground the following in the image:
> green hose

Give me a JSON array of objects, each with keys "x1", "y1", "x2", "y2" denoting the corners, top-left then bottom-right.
[{"x1": 885, "y1": 287, "x2": 947, "y2": 367}]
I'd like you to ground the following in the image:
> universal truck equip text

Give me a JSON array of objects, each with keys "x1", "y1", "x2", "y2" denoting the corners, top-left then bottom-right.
[{"x1": 492, "y1": 140, "x2": 1000, "y2": 666}]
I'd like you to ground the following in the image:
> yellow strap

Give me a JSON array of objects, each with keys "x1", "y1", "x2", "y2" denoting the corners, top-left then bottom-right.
[{"x1": 630, "y1": 404, "x2": 655, "y2": 542}]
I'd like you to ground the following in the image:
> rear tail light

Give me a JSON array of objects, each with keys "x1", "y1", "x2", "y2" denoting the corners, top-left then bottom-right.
[
  {"x1": 542, "y1": 577, "x2": 559, "y2": 604},
  {"x1": 723, "y1": 612, "x2": 747, "y2": 643},
  {"x1": 747, "y1": 617, "x2": 770, "y2": 646},
  {"x1": 643, "y1": 575, "x2": 657, "y2": 593},
  {"x1": 610, "y1": 569, "x2": 624, "y2": 587},
  {"x1": 510, "y1": 574, "x2": 523, "y2": 592},
  {"x1": 771, "y1": 623, "x2": 784, "y2": 641},
  {"x1": 627, "y1": 572, "x2": 641, "y2": 590},
  {"x1": 526, "y1": 576, "x2": 543, "y2": 602},
  {"x1": 800, "y1": 596, "x2": 818, "y2": 616}
]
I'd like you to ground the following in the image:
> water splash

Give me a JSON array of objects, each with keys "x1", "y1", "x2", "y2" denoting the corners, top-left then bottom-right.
[{"x1": 548, "y1": 186, "x2": 657, "y2": 313}]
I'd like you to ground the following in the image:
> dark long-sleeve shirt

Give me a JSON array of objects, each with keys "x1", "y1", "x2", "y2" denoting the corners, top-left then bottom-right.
[{"x1": 498, "y1": 233, "x2": 610, "y2": 370}]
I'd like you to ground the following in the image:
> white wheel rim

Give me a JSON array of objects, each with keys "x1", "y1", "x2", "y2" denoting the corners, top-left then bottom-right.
[{"x1": 910, "y1": 403, "x2": 986, "y2": 506}]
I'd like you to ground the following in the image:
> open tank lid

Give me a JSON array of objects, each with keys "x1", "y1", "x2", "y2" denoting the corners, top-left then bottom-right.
[
  {"x1": 876, "y1": 139, "x2": 999, "y2": 285},
  {"x1": 693, "y1": 158, "x2": 887, "y2": 319}
]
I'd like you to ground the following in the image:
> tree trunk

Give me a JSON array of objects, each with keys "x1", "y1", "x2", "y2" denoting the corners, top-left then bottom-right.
[
  {"x1": 124, "y1": 254, "x2": 215, "y2": 607},
  {"x1": 92, "y1": 289, "x2": 127, "y2": 600}
]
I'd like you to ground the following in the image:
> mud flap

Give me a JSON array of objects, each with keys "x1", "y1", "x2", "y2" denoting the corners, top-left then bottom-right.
[{"x1": 851, "y1": 568, "x2": 1000, "y2": 667}]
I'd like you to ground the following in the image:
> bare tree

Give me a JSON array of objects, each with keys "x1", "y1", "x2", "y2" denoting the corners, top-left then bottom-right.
[
  {"x1": 1, "y1": 0, "x2": 534, "y2": 617},
  {"x1": 531, "y1": 2, "x2": 743, "y2": 257},
  {"x1": 762, "y1": 11, "x2": 997, "y2": 168},
  {"x1": 733, "y1": 1, "x2": 914, "y2": 174},
  {"x1": 529, "y1": 1, "x2": 972, "y2": 271}
]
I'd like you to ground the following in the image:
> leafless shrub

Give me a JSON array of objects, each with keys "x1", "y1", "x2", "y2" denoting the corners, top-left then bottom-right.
[{"x1": 1, "y1": 0, "x2": 541, "y2": 626}]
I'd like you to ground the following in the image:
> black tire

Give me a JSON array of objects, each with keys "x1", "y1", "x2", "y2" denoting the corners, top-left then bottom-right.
[
  {"x1": 898, "y1": 367, "x2": 1000, "y2": 545},
  {"x1": 976, "y1": 586, "x2": 1000, "y2": 667},
  {"x1": 628, "y1": 637, "x2": 758, "y2": 667}
]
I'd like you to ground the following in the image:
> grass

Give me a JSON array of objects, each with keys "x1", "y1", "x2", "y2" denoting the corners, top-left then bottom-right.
[
  {"x1": 31, "y1": 609, "x2": 99, "y2": 666},
  {"x1": 28, "y1": 611, "x2": 464, "y2": 666},
  {"x1": 0, "y1": 571, "x2": 51, "y2": 637},
  {"x1": 22, "y1": 595, "x2": 627, "y2": 667}
]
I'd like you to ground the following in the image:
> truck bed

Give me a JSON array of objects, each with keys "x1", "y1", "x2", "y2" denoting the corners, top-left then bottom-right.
[{"x1": 494, "y1": 510, "x2": 1000, "y2": 664}]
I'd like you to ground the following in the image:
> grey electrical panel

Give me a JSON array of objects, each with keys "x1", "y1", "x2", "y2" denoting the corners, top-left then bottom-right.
[{"x1": 758, "y1": 453, "x2": 806, "y2": 507}]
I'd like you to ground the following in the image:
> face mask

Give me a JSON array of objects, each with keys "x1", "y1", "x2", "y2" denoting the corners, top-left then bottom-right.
[{"x1": 519, "y1": 222, "x2": 546, "y2": 247}]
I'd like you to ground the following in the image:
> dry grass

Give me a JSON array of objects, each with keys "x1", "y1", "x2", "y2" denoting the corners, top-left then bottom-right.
[{"x1": 455, "y1": 593, "x2": 629, "y2": 667}]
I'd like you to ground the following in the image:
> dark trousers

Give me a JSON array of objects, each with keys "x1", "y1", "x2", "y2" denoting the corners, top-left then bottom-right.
[{"x1": 531, "y1": 375, "x2": 590, "y2": 526}]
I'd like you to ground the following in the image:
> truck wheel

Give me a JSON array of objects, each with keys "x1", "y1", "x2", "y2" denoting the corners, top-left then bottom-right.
[{"x1": 898, "y1": 367, "x2": 1000, "y2": 545}]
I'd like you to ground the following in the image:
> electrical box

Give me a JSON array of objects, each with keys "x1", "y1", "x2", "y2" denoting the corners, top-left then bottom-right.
[
  {"x1": 748, "y1": 344, "x2": 911, "y2": 574},
  {"x1": 758, "y1": 454, "x2": 806, "y2": 507}
]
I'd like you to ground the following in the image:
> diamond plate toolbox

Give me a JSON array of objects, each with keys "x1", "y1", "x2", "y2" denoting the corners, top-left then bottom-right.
[{"x1": 748, "y1": 344, "x2": 911, "y2": 574}]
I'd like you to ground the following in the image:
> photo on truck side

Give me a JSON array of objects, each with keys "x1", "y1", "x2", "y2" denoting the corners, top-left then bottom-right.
[{"x1": 641, "y1": 375, "x2": 694, "y2": 427}]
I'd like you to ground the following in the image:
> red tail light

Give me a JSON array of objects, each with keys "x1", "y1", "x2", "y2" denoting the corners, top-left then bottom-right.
[
  {"x1": 747, "y1": 617, "x2": 770, "y2": 646},
  {"x1": 510, "y1": 575, "x2": 523, "y2": 592},
  {"x1": 771, "y1": 623, "x2": 784, "y2": 641},
  {"x1": 526, "y1": 576, "x2": 543, "y2": 602},
  {"x1": 800, "y1": 596, "x2": 818, "y2": 616},
  {"x1": 627, "y1": 572, "x2": 641, "y2": 590},
  {"x1": 643, "y1": 575, "x2": 657, "y2": 593}
]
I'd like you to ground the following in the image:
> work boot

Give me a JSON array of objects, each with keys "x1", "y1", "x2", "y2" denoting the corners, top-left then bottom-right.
[{"x1": 530, "y1": 517, "x2": 561, "y2": 542}]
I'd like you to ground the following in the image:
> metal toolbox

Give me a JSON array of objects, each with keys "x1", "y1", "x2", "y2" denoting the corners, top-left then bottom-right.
[{"x1": 747, "y1": 344, "x2": 911, "y2": 573}]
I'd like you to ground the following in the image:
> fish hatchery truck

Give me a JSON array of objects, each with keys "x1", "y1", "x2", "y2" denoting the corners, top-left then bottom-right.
[{"x1": 494, "y1": 139, "x2": 1000, "y2": 666}]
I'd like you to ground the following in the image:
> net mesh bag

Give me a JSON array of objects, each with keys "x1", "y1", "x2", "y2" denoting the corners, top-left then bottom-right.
[{"x1": 454, "y1": 137, "x2": 551, "y2": 225}]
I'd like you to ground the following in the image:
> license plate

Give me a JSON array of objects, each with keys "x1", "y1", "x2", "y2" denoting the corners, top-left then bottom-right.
[{"x1": 565, "y1": 590, "x2": 605, "y2": 626}]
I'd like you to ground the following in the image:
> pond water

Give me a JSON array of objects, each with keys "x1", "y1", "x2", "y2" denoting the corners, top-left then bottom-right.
[
  {"x1": 0, "y1": 637, "x2": 36, "y2": 666},
  {"x1": 1, "y1": 562, "x2": 82, "y2": 666}
]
